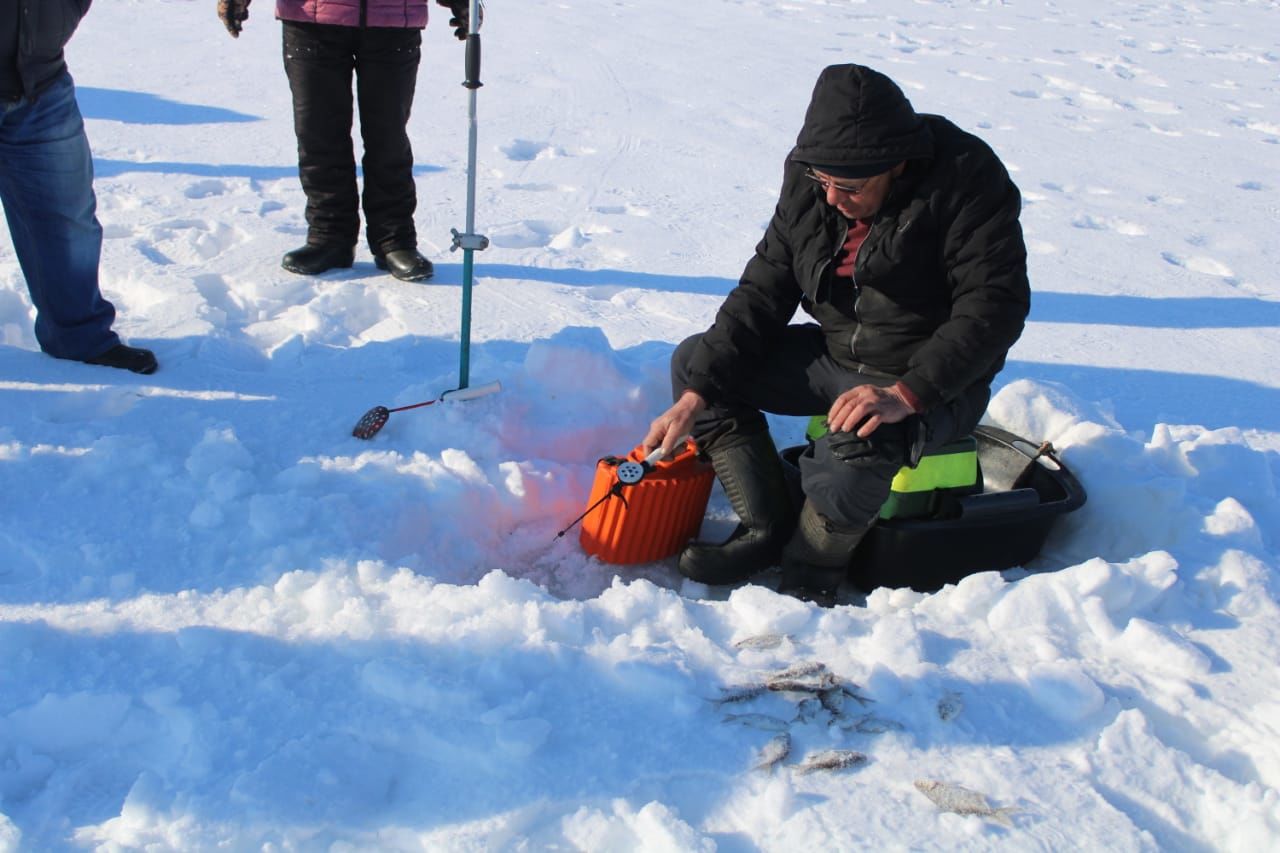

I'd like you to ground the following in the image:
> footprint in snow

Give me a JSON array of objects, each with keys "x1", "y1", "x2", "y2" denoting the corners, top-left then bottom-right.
[
  {"x1": 1070, "y1": 215, "x2": 1147, "y2": 236},
  {"x1": 193, "y1": 273, "x2": 251, "y2": 327},
  {"x1": 184, "y1": 179, "x2": 228, "y2": 200},
  {"x1": 145, "y1": 218, "x2": 240, "y2": 264},
  {"x1": 503, "y1": 182, "x2": 575, "y2": 192},
  {"x1": 488, "y1": 220, "x2": 587, "y2": 251},
  {"x1": 593, "y1": 203, "x2": 651, "y2": 217},
  {"x1": 1161, "y1": 252, "x2": 1235, "y2": 280},
  {"x1": 501, "y1": 139, "x2": 567, "y2": 162}
]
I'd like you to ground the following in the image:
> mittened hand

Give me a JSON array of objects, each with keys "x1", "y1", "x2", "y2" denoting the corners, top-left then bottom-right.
[
  {"x1": 437, "y1": 0, "x2": 479, "y2": 40},
  {"x1": 218, "y1": 0, "x2": 251, "y2": 37}
]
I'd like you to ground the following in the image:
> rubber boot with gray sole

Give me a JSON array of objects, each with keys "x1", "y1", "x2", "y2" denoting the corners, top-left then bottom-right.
[{"x1": 677, "y1": 431, "x2": 794, "y2": 585}]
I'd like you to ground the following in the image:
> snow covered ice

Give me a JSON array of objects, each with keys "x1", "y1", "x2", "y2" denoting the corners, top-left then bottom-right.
[{"x1": 2, "y1": 1, "x2": 1279, "y2": 850}]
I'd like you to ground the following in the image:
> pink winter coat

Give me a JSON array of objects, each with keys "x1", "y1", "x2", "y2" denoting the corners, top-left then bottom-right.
[{"x1": 276, "y1": 0, "x2": 429, "y2": 29}]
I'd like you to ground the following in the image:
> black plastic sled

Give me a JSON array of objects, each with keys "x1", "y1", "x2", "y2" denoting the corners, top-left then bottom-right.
[{"x1": 780, "y1": 424, "x2": 1087, "y2": 593}]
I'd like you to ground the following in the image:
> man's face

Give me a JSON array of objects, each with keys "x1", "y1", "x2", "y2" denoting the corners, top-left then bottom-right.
[{"x1": 808, "y1": 162, "x2": 905, "y2": 220}]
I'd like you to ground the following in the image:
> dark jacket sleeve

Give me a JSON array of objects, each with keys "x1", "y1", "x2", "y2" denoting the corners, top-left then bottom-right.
[
  {"x1": 683, "y1": 206, "x2": 803, "y2": 404},
  {"x1": 899, "y1": 152, "x2": 1030, "y2": 409}
]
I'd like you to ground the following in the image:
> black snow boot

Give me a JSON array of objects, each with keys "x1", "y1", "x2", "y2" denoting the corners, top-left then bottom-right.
[
  {"x1": 83, "y1": 344, "x2": 158, "y2": 375},
  {"x1": 677, "y1": 431, "x2": 795, "y2": 585},
  {"x1": 777, "y1": 500, "x2": 871, "y2": 607},
  {"x1": 282, "y1": 243, "x2": 355, "y2": 276}
]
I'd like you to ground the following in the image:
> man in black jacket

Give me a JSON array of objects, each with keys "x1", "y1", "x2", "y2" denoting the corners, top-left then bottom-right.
[
  {"x1": 643, "y1": 64, "x2": 1029, "y2": 603},
  {"x1": 0, "y1": 0, "x2": 156, "y2": 373}
]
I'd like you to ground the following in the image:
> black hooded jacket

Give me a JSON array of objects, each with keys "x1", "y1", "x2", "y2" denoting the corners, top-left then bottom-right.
[
  {"x1": 683, "y1": 65, "x2": 1030, "y2": 412},
  {"x1": 1, "y1": 0, "x2": 93, "y2": 101}
]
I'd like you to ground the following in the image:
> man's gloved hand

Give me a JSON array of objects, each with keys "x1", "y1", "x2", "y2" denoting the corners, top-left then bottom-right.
[
  {"x1": 218, "y1": 0, "x2": 251, "y2": 38},
  {"x1": 436, "y1": 0, "x2": 481, "y2": 40}
]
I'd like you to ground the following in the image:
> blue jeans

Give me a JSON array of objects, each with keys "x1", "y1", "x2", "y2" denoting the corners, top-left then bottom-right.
[{"x1": 0, "y1": 71, "x2": 118, "y2": 360}]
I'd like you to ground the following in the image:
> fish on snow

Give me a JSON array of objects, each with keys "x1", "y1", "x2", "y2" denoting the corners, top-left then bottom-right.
[
  {"x1": 752, "y1": 733, "x2": 792, "y2": 773},
  {"x1": 795, "y1": 749, "x2": 869, "y2": 775},
  {"x1": 914, "y1": 779, "x2": 1017, "y2": 826}
]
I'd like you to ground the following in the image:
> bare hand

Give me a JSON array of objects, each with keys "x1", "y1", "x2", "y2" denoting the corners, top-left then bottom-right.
[
  {"x1": 827, "y1": 384, "x2": 914, "y2": 438},
  {"x1": 642, "y1": 390, "x2": 706, "y2": 458}
]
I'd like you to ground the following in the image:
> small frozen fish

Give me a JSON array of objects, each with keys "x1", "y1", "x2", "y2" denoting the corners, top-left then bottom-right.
[
  {"x1": 793, "y1": 697, "x2": 824, "y2": 724},
  {"x1": 723, "y1": 712, "x2": 792, "y2": 732},
  {"x1": 795, "y1": 749, "x2": 868, "y2": 775},
  {"x1": 752, "y1": 733, "x2": 792, "y2": 773},
  {"x1": 766, "y1": 673, "x2": 838, "y2": 694},
  {"x1": 937, "y1": 691, "x2": 964, "y2": 721},
  {"x1": 767, "y1": 661, "x2": 828, "y2": 681},
  {"x1": 847, "y1": 714, "x2": 904, "y2": 735},
  {"x1": 914, "y1": 780, "x2": 1016, "y2": 826},
  {"x1": 734, "y1": 633, "x2": 789, "y2": 650},
  {"x1": 712, "y1": 685, "x2": 767, "y2": 707},
  {"x1": 816, "y1": 687, "x2": 847, "y2": 717},
  {"x1": 819, "y1": 684, "x2": 873, "y2": 713}
]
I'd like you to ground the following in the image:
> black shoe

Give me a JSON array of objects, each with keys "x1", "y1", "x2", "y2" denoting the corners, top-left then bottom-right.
[
  {"x1": 374, "y1": 248, "x2": 434, "y2": 282},
  {"x1": 282, "y1": 244, "x2": 355, "y2": 275},
  {"x1": 83, "y1": 344, "x2": 158, "y2": 375}
]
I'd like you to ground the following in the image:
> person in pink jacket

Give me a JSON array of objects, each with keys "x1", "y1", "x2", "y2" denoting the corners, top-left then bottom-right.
[{"x1": 217, "y1": 0, "x2": 472, "y2": 281}]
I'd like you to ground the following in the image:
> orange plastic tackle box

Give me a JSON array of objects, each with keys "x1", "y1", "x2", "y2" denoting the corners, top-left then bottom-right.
[{"x1": 579, "y1": 439, "x2": 715, "y2": 565}]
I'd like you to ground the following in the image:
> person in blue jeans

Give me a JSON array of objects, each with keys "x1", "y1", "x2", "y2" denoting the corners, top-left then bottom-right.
[{"x1": 0, "y1": 0, "x2": 156, "y2": 374}]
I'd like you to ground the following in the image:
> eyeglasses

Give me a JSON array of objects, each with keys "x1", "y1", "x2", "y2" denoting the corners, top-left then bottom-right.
[{"x1": 804, "y1": 168, "x2": 873, "y2": 196}]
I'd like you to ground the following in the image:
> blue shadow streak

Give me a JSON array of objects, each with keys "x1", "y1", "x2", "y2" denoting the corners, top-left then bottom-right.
[
  {"x1": 1032, "y1": 292, "x2": 1280, "y2": 330},
  {"x1": 469, "y1": 270, "x2": 1280, "y2": 328},
  {"x1": 471, "y1": 263, "x2": 736, "y2": 297},
  {"x1": 77, "y1": 87, "x2": 261, "y2": 125},
  {"x1": 94, "y1": 159, "x2": 296, "y2": 181},
  {"x1": 93, "y1": 160, "x2": 445, "y2": 181}
]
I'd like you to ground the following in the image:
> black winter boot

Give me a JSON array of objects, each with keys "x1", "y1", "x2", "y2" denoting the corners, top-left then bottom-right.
[
  {"x1": 282, "y1": 244, "x2": 355, "y2": 276},
  {"x1": 677, "y1": 431, "x2": 795, "y2": 585},
  {"x1": 375, "y1": 248, "x2": 435, "y2": 282},
  {"x1": 82, "y1": 344, "x2": 158, "y2": 375},
  {"x1": 777, "y1": 500, "x2": 871, "y2": 606}
]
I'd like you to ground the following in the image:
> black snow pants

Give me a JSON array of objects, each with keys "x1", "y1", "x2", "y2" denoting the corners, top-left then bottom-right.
[
  {"x1": 282, "y1": 21, "x2": 421, "y2": 255},
  {"x1": 671, "y1": 324, "x2": 989, "y2": 529}
]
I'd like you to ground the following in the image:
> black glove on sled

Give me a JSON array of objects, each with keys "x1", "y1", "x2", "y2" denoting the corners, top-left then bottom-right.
[
  {"x1": 436, "y1": 0, "x2": 481, "y2": 40},
  {"x1": 218, "y1": 0, "x2": 251, "y2": 37},
  {"x1": 826, "y1": 416, "x2": 927, "y2": 469}
]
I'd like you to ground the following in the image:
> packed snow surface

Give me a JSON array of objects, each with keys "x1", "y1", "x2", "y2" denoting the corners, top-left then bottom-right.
[{"x1": 2, "y1": 1, "x2": 1279, "y2": 850}]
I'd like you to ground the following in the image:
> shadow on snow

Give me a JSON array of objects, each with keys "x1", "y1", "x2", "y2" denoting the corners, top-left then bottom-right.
[{"x1": 76, "y1": 87, "x2": 262, "y2": 126}]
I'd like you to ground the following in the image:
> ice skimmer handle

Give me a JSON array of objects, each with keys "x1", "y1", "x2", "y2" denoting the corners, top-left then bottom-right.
[{"x1": 644, "y1": 435, "x2": 693, "y2": 466}]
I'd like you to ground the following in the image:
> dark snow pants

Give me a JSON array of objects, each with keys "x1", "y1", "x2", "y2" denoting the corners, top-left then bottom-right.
[
  {"x1": 671, "y1": 324, "x2": 989, "y2": 529},
  {"x1": 282, "y1": 21, "x2": 421, "y2": 255}
]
